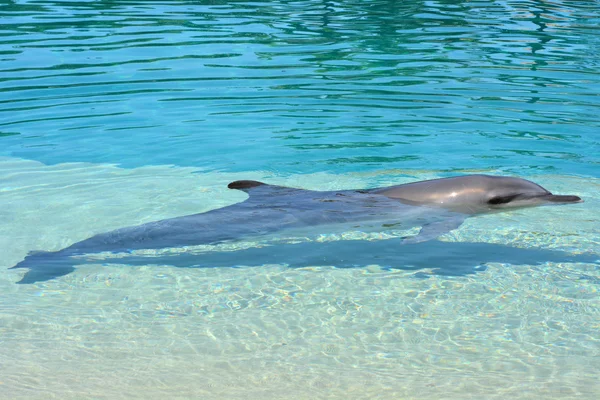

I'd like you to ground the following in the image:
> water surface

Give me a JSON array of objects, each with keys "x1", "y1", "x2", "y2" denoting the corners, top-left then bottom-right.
[
  {"x1": 1, "y1": 0, "x2": 599, "y2": 174},
  {"x1": 1, "y1": 1, "x2": 599, "y2": 398}
]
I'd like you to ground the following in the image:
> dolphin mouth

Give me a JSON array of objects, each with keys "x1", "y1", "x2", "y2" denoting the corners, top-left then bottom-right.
[{"x1": 539, "y1": 194, "x2": 583, "y2": 204}]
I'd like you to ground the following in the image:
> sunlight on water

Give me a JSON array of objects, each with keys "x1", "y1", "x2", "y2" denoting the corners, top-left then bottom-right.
[
  {"x1": 1, "y1": 0, "x2": 599, "y2": 175},
  {"x1": 1, "y1": 0, "x2": 600, "y2": 398},
  {"x1": 1, "y1": 158, "x2": 598, "y2": 399}
]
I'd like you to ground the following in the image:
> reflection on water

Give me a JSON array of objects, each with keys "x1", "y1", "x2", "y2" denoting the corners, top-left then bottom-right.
[
  {"x1": 0, "y1": 0, "x2": 599, "y2": 175},
  {"x1": 1, "y1": 0, "x2": 600, "y2": 398}
]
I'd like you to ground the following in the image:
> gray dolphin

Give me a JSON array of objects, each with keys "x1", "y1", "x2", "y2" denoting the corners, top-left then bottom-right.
[{"x1": 9, "y1": 174, "x2": 582, "y2": 283}]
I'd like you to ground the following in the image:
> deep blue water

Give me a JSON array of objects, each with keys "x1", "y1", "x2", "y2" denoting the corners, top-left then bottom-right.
[{"x1": 1, "y1": 0, "x2": 599, "y2": 176}]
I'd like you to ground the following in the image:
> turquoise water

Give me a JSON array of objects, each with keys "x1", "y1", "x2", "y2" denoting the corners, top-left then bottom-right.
[
  {"x1": 1, "y1": 1, "x2": 599, "y2": 398},
  {"x1": 2, "y1": 0, "x2": 599, "y2": 174}
]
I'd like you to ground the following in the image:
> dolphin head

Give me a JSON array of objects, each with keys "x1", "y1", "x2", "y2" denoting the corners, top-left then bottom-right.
[{"x1": 373, "y1": 174, "x2": 583, "y2": 214}]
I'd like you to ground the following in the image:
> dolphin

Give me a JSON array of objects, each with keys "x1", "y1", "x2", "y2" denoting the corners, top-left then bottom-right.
[{"x1": 9, "y1": 174, "x2": 582, "y2": 283}]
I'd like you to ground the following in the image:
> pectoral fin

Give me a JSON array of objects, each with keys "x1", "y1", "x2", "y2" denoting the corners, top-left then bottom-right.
[{"x1": 402, "y1": 216, "x2": 465, "y2": 244}]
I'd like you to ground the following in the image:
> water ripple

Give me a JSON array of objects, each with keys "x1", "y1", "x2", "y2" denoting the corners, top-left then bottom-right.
[{"x1": 0, "y1": 0, "x2": 598, "y2": 175}]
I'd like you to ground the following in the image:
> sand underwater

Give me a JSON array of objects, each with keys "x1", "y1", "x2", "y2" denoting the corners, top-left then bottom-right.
[{"x1": 1, "y1": 157, "x2": 599, "y2": 399}]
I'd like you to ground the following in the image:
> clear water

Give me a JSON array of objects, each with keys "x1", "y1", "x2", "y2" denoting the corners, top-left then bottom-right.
[{"x1": 1, "y1": 1, "x2": 599, "y2": 398}]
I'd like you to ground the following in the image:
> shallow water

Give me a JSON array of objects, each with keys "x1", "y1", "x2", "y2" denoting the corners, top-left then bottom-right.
[
  {"x1": 1, "y1": 158, "x2": 598, "y2": 399},
  {"x1": 1, "y1": 0, "x2": 600, "y2": 398}
]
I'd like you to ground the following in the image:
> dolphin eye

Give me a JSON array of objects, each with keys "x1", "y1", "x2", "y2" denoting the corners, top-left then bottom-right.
[{"x1": 488, "y1": 194, "x2": 519, "y2": 205}]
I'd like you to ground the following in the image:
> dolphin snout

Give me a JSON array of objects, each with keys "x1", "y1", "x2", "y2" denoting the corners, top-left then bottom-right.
[{"x1": 542, "y1": 194, "x2": 583, "y2": 204}]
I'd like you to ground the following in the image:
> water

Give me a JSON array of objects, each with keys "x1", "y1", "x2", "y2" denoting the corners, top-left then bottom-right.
[{"x1": 1, "y1": 0, "x2": 599, "y2": 398}]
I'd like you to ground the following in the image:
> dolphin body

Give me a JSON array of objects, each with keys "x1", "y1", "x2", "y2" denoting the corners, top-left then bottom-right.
[{"x1": 9, "y1": 175, "x2": 582, "y2": 283}]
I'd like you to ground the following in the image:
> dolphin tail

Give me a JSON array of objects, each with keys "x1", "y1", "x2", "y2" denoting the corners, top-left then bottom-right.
[
  {"x1": 10, "y1": 250, "x2": 75, "y2": 284},
  {"x1": 10, "y1": 251, "x2": 53, "y2": 269}
]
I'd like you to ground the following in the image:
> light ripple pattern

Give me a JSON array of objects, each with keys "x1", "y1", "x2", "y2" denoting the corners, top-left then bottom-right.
[
  {"x1": 1, "y1": 0, "x2": 600, "y2": 398},
  {"x1": 0, "y1": 0, "x2": 599, "y2": 174},
  {"x1": 0, "y1": 158, "x2": 599, "y2": 399}
]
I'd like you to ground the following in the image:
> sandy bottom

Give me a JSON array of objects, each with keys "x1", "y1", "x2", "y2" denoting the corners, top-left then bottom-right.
[{"x1": 1, "y1": 157, "x2": 598, "y2": 399}]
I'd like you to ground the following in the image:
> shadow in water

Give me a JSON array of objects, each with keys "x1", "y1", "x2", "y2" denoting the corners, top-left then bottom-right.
[{"x1": 15, "y1": 238, "x2": 599, "y2": 284}]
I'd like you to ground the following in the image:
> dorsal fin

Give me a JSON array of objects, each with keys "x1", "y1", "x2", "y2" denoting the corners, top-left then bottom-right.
[
  {"x1": 228, "y1": 180, "x2": 266, "y2": 190},
  {"x1": 227, "y1": 180, "x2": 302, "y2": 197}
]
